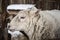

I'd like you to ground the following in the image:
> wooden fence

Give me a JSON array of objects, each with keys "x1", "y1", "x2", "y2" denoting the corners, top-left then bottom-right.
[
  {"x1": 10, "y1": 0, "x2": 34, "y2": 4},
  {"x1": 9, "y1": 0, "x2": 60, "y2": 10}
]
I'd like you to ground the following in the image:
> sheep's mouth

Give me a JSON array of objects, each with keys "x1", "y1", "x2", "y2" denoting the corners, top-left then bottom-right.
[
  {"x1": 8, "y1": 29, "x2": 29, "y2": 40},
  {"x1": 20, "y1": 31, "x2": 29, "y2": 40}
]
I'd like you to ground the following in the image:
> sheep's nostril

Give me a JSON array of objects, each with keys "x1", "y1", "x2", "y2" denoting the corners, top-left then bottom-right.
[
  {"x1": 8, "y1": 26, "x2": 10, "y2": 28},
  {"x1": 7, "y1": 23, "x2": 10, "y2": 28},
  {"x1": 10, "y1": 29, "x2": 15, "y2": 32}
]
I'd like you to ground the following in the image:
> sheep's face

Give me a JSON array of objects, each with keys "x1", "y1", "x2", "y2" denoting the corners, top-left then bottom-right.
[
  {"x1": 8, "y1": 7, "x2": 38, "y2": 31},
  {"x1": 8, "y1": 11, "x2": 31, "y2": 40},
  {"x1": 9, "y1": 11, "x2": 30, "y2": 31}
]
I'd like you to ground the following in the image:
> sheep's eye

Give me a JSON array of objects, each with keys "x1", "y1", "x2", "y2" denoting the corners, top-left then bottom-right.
[{"x1": 21, "y1": 17, "x2": 25, "y2": 19}]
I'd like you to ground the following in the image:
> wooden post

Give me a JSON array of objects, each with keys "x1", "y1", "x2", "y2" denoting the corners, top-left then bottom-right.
[{"x1": 1, "y1": 0, "x2": 10, "y2": 40}]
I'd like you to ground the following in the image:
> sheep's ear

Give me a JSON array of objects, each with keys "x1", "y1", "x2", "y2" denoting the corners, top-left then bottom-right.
[
  {"x1": 29, "y1": 7, "x2": 40, "y2": 17},
  {"x1": 29, "y1": 7, "x2": 38, "y2": 13},
  {"x1": 23, "y1": 7, "x2": 38, "y2": 13}
]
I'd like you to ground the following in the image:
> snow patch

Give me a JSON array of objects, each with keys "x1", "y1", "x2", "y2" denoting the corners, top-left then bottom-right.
[{"x1": 7, "y1": 4, "x2": 35, "y2": 10}]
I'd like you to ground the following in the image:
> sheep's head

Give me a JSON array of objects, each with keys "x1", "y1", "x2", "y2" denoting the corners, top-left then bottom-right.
[
  {"x1": 8, "y1": 7, "x2": 40, "y2": 40},
  {"x1": 8, "y1": 7, "x2": 39, "y2": 31}
]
